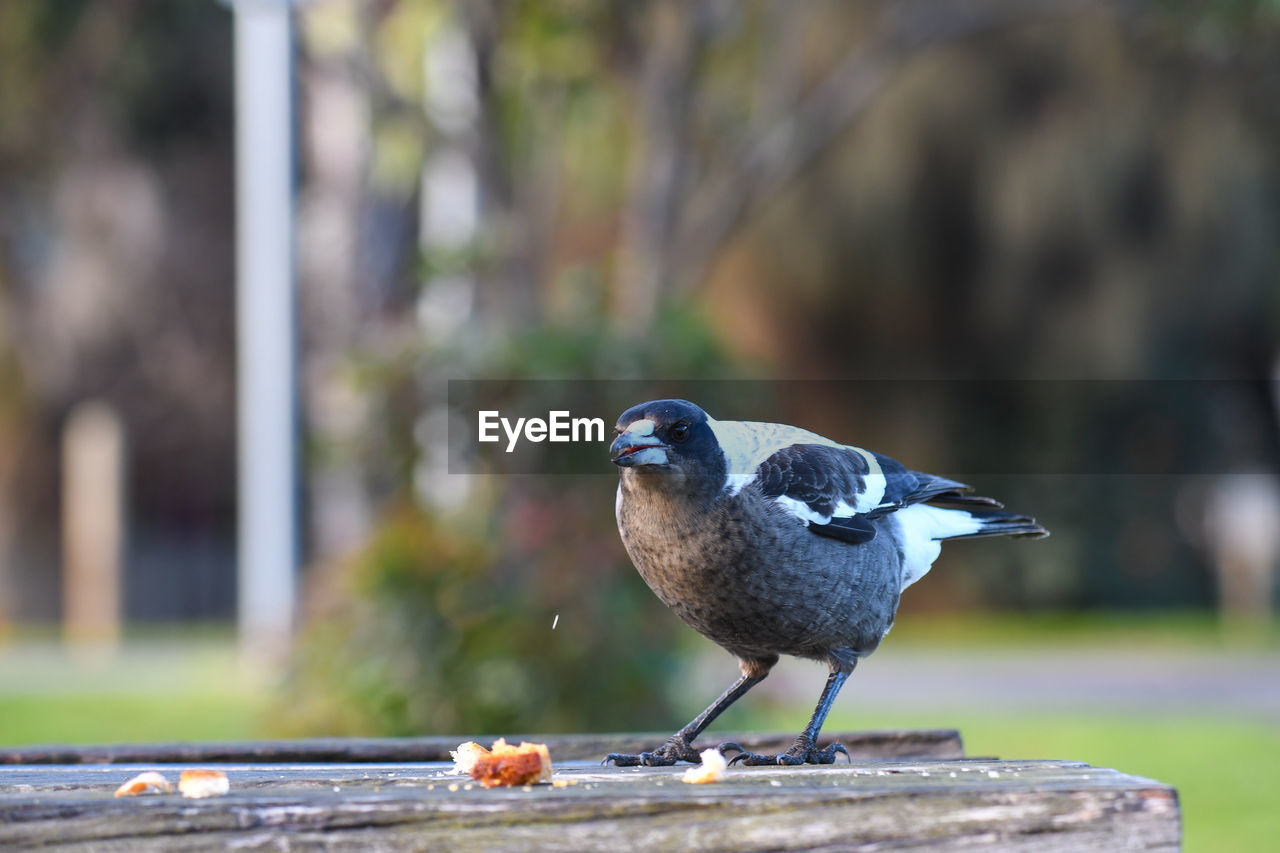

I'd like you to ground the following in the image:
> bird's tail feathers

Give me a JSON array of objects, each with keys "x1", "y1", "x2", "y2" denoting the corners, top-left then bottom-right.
[
  {"x1": 925, "y1": 492, "x2": 1005, "y2": 511},
  {"x1": 947, "y1": 508, "x2": 1049, "y2": 540}
]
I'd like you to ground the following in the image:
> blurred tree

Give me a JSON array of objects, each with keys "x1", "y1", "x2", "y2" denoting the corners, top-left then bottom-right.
[{"x1": 0, "y1": 2, "x2": 236, "y2": 622}]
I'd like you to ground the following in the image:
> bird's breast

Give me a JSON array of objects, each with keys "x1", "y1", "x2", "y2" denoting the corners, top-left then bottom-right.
[
  {"x1": 616, "y1": 482, "x2": 904, "y2": 660},
  {"x1": 616, "y1": 485, "x2": 752, "y2": 609}
]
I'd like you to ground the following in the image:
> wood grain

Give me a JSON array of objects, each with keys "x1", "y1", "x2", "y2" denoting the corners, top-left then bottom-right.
[{"x1": 0, "y1": 743, "x2": 1179, "y2": 851}]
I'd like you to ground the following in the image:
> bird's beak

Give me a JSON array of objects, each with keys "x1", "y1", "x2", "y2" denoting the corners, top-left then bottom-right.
[{"x1": 610, "y1": 432, "x2": 670, "y2": 467}]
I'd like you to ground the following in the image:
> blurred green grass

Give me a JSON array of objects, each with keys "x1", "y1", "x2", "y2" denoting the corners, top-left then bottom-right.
[
  {"x1": 879, "y1": 607, "x2": 1278, "y2": 652},
  {"x1": 0, "y1": 627, "x2": 263, "y2": 745},
  {"x1": 0, "y1": 692, "x2": 258, "y2": 745},
  {"x1": 1, "y1": 614, "x2": 1276, "y2": 852}
]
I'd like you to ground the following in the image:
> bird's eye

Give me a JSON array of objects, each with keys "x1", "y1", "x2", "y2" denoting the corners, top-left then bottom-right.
[{"x1": 670, "y1": 422, "x2": 691, "y2": 443}]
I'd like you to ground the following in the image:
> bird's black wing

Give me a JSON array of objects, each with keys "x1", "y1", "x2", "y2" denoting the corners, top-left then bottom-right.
[
  {"x1": 754, "y1": 444, "x2": 880, "y2": 544},
  {"x1": 753, "y1": 445, "x2": 1002, "y2": 545}
]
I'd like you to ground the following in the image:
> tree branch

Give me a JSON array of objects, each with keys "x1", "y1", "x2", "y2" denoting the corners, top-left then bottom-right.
[
  {"x1": 672, "y1": 0, "x2": 1107, "y2": 295},
  {"x1": 611, "y1": 0, "x2": 732, "y2": 329}
]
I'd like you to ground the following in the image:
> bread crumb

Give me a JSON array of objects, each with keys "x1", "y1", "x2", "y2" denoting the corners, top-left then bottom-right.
[
  {"x1": 682, "y1": 748, "x2": 728, "y2": 784},
  {"x1": 178, "y1": 770, "x2": 229, "y2": 799},
  {"x1": 464, "y1": 738, "x2": 553, "y2": 788},
  {"x1": 551, "y1": 778, "x2": 578, "y2": 788},
  {"x1": 114, "y1": 771, "x2": 172, "y2": 797}
]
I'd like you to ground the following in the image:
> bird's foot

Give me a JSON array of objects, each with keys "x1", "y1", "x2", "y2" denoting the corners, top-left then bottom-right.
[
  {"x1": 724, "y1": 736, "x2": 850, "y2": 766},
  {"x1": 602, "y1": 735, "x2": 703, "y2": 767}
]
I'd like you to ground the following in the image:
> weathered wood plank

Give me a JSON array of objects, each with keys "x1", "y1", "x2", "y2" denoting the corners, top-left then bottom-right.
[
  {"x1": 0, "y1": 729, "x2": 962, "y2": 765},
  {"x1": 0, "y1": 757, "x2": 1179, "y2": 852}
]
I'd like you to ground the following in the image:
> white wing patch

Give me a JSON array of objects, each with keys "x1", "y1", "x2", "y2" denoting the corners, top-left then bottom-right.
[
  {"x1": 772, "y1": 495, "x2": 863, "y2": 527},
  {"x1": 849, "y1": 447, "x2": 887, "y2": 513},
  {"x1": 893, "y1": 505, "x2": 983, "y2": 590}
]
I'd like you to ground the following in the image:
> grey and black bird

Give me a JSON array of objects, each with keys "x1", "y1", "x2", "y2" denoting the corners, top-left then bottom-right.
[{"x1": 604, "y1": 399, "x2": 1047, "y2": 767}]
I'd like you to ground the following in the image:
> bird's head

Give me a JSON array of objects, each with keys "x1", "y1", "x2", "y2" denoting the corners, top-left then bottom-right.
[{"x1": 610, "y1": 399, "x2": 721, "y2": 486}]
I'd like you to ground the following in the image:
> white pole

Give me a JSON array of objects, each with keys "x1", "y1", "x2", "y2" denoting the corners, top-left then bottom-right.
[{"x1": 234, "y1": 0, "x2": 297, "y2": 664}]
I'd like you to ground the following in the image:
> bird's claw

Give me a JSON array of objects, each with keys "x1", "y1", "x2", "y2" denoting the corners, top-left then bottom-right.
[
  {"x1": 727, "y1": 741, "x2": 850, "y2": 766},
  {"x1": 602, "y1": 736, "x2": 702, "y2": 767},
  {"x1": 602, "y1": 752, "x2": 650, "y2": 767}
]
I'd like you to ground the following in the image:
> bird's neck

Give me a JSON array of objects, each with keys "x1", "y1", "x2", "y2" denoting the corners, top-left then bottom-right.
[{"x1": 620, "y1": 468, "x2": 722, "y2": 520}]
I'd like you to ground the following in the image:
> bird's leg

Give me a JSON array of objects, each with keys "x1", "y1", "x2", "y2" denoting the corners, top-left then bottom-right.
[
  {"x1": 604, "y1": 657, "x2": 774, "y2": 767},
  {"x1": 729, "y1": 666, "x2": 853, "y2": 766}
]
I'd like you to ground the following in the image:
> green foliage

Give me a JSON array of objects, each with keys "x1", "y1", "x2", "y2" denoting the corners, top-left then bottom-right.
[
  {"x1": 492, "y1": 302, "x2": 737, "y2": 380},
  {"x1": 273, "y1": 503, "x2": 683, "y2": 736}
]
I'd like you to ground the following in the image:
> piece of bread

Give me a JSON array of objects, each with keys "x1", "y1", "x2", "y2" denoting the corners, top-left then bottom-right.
[
  {"x1": 178, "y1": 769, "x2": 230, "y2": 799},
  {"x1": 450, "y1": 741, "x2": 490, "y2": 776},
  {"x1": 114, "y1": 771, "x2": 173, "y2": 797},
  {"x1": 681, "y1": 748, "x2": 728, "y2": 784},
  {"x1": 459, "y1": 738, "x2": 553, "y2": 788}
]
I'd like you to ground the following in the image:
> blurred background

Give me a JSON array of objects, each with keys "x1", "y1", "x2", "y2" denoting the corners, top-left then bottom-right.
[{"x1": 0, "y1": 1, "x2": 1278, "y2": 849}]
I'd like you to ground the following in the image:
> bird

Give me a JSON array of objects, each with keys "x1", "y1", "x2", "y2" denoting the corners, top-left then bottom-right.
[{"x1": 603, "y1": 399, "x2": 1047, "y2": 767}]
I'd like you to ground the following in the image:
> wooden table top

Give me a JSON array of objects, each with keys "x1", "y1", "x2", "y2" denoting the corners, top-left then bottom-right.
[{"x1": 0, "y1": 731, "x2": 1180, "y2": 851}]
